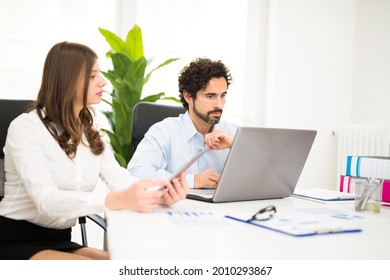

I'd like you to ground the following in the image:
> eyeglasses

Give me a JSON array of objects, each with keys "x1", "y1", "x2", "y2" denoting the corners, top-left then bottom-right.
[{"x1": 248, "y1": 205, "x2": 277, "y2": 222}]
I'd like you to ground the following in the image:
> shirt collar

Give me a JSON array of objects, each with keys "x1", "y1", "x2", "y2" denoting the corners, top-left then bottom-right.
[
  {"x1": 182, "y1": 111, "x2": 199, "y2": 142},
  {"x1": 182, "y1": 111, "x2": 222, "y2": 142}
]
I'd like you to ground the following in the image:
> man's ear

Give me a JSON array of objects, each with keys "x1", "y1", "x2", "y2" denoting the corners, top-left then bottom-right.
[{"x1": 183, "y1": 91, "x2": 192, "y2": 103}]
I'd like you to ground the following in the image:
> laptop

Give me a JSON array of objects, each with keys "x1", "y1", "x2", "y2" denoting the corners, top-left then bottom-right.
[{"x1": 186, "y1": 127, "x2": 317, "y2": 203}]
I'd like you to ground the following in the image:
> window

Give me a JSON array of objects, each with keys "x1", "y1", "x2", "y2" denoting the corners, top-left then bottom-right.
[{"x1": 0, "y1": 0, "x2": 116, "y2": 100}]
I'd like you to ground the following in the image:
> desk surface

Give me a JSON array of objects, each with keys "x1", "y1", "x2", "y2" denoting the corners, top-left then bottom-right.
[{"x1": 106, "y1": 197, "x2": 390, "y2": 260}]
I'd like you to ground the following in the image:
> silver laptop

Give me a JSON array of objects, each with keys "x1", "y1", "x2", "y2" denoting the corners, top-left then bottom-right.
[{"x1": 187, "y1": 127, "x2": 317, "y2": 203}]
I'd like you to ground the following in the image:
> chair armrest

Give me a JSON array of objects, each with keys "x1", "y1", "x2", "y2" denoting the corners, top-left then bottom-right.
[
  {"x1": 78, "y1": 214, "x2": 107, "y2": 247},
  {"x1": 0, "y1": 158, "x2": 5, "y2": 201},
  {"x1": 87, "y1": 214, "x2": 107, "y2": 230}
]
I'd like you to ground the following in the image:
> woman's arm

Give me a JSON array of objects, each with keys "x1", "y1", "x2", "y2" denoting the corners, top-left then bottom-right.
[{"x1": 105, "y1": 172, "x2": 189, "y2": 211}]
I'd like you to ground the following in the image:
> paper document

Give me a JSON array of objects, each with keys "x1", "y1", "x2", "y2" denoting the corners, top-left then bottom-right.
[
  {"x1": 293, "y1": 188, "x2": 355, "y2": 204},
  {"x1": 165, "y1": 210, "x2": 230, "y2": 227}
]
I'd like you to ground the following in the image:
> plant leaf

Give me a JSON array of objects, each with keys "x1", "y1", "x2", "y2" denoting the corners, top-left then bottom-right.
[
  {"x1": 122, "y1": 57, "x2": 147, "y2": 104},
  {"x1": 114, "y1": 152, "x2": 127, "y2": 168},
  {"x1": 98, "y1": 25, "x2": 180, "y2": 166},
  {"x1": 101, "y1": 111, "x2": 114, "y2": 130},
  {"x1": 161, "y1": 96, "x2": 182, "y2": 104},
  {"x1": 98, "y1": 27, "x2": 126, "y2": 55},
  {"x1": 102, "y1": 129, "x2": 121, "y2": 151},
  {"x1": 140, "y1": 92, "x2": 165, "y2": 102},
  {"x1": 144, "y1": 58, "x2": 180, "y2": 85},
  {"x1": 125, "y1": 24, "x2": 144, "y2": 61}
]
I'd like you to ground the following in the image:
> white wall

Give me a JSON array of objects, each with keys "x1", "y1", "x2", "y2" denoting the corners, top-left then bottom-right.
[
  {"x1": 242, "y1": 0, "x2": 390, "y2": 189},
  {"x1": 351, "y1": 0, "x2": 390, "y2": 124},
  {"x1": 256, "y1": 0, "x2": 357, "y2": 189}
]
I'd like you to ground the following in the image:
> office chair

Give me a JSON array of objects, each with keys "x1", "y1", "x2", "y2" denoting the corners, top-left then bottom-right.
[
  {"x1": 130, "y1": 102, "x2": 186, "y2": 158},
  {"x1": 0, "y1": 99, "x2": 33, "y2": 201},
  {"x1": 0, "y1": 99, "x2": 106, "y2": 247}
]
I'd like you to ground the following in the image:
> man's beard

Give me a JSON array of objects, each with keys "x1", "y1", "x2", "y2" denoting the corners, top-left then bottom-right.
[{"x1": 193, "y1": 103, "x2": 223, "y2": 125}]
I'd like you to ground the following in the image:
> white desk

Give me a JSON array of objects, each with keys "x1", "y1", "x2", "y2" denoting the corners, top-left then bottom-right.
[{"x1": 106, "y1": 197, "x2": 390, "y2": 260}]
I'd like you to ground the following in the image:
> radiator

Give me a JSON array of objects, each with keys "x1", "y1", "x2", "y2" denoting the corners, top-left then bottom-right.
[{"x1": 337, "y1": 124, "x2": 390, "y2": 176}]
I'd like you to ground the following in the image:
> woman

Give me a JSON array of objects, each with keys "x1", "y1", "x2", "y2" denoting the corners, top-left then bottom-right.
[{"x1": 0, "y1": 41, "x2": 189, "y2": 260}]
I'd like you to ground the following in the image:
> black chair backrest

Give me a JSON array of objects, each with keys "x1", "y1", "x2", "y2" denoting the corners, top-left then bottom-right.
[
  {"x1": 0, "y1": 99, "x2": 33, "y2": 200},
  {"x1": 130, "y1": 102, "x2": 186, "y2": 158},
  {"x1": 0, "y1": 99, "x2": 34, "y2": 159}
]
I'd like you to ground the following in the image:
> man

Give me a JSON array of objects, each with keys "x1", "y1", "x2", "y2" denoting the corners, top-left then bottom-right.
[{"x1": 128, "y1": 58, "x2": 238, "y2": 189}]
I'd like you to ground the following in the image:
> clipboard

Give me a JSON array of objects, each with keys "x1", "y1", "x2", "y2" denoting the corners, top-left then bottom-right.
[{"x1": 225, "y1": 212, "x2": 362, "y2": 237}]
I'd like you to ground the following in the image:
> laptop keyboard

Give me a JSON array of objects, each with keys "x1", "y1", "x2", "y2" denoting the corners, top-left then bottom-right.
[{"x1": 188, "y1": 188, "x2": 215, "y2": 198}]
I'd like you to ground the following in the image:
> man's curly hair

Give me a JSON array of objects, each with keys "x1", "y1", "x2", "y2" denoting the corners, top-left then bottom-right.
[{"x1": 178, "y1": 58, "x2": 233, "y2": 110}]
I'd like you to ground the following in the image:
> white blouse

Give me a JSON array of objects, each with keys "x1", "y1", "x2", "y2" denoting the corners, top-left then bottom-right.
[{"x1": 0, "y1": 110, "x2": 138, "y2": 229}]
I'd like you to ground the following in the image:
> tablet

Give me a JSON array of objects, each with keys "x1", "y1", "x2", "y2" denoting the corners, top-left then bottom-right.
[
  {"x1": 148, "y1": 147, "x2": 209, "y2": 191},
  {"x1": 170, "y1": 147, "x2": 209, "y2": 179}
]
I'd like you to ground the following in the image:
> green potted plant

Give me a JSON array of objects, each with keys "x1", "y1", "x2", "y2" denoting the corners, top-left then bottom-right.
[{"x1": 98, "y1": 24, "x2": 180, "y2": 167}]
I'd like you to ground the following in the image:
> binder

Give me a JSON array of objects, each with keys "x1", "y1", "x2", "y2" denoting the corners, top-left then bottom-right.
[
  {"x1": 225, "y1": 211, "x2": 362, "y2": 237},
  {"x1": 340, "y1": 175, "x2": 390, "y2": 203},
  {"x1": 346, "y1": 156, "x2": 390, "y2": 180}
]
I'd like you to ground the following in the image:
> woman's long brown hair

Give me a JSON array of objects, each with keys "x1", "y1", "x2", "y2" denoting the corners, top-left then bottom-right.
[{"x1": 33, "y1": 41, "x2": 104, "y2": 158}]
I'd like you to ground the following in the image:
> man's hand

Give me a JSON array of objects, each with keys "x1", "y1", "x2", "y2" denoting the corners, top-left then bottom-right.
[
  {"x1": 194, "y1": 169, "x2": 220, "y2": 189},
  {"x1": 204, "y1": 129, "x2": 234, "y2": 150}
]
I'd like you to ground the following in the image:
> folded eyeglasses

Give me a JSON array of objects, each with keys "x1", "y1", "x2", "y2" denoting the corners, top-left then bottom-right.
[{"x1": 248, "y1": 205, "x2": 277, "y2": 222}]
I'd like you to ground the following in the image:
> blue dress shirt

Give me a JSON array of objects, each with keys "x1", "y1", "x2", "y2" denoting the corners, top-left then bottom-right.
[{"x1": 127, "y1": 112, "x2": 239, "y2": 188}]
